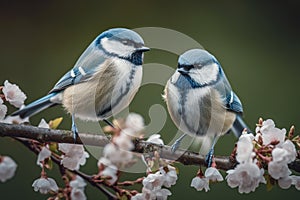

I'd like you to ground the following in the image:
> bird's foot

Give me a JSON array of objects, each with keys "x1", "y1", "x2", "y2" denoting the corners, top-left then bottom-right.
[
  {"x1": 205, "y1": 148, "x2": 214, "y2": 167},
  {"x1": 71, "y1": 118, "x2": 79, "y2": 143},
  {"x1": 171, "y1": 134, "x2": 186, "y2": 153}
]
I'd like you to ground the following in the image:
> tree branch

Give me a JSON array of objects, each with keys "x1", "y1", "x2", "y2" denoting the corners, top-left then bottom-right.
[{"x1": 0, "y1": 122, "x2": 299, "y2": 172}]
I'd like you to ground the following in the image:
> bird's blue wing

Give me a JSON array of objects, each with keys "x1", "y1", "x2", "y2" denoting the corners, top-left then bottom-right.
[
  {"x1": 225, "y1": 90, "x2": 243, "y2": 114},
  {"x1": 49, "y1": 42, "x2": 107, "y2": 93}
]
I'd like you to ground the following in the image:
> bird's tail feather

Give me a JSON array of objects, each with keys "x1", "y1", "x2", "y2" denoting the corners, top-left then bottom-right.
[
  {"x1": 11, "y1": 93, "x2": 59, "y2": 119},
  {"x1": 231, "y1": 115, "x2": 252, "y2": 138}
]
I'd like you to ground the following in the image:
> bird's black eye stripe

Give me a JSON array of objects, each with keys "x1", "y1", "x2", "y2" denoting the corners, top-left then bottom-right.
[{"x1": 178, "y1": 64, "x2": 194, "y2": 71}]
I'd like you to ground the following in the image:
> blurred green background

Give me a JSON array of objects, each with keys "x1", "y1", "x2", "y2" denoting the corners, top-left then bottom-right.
[{"x1": 0, "y1": 0, "x2": 299, "y2": 199}]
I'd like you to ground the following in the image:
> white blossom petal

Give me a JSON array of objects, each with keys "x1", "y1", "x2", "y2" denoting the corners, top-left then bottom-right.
[
  {"x1": 71, "y1": 188, "x2": 86, "y2": 200},
  {"x1": 100, "y1": 165, "x2": 118, "y2": 185},
  {"x1": 125, "y1": 113, "x2": 144, "y2": 133},
  {"x1": 114, "y1": 131, "x2": 134, "y2": 150},
  {"x1": 38, "y1": 118, "x2": 50, "y2": 129},
  {"x1": 36, "y1": 147, "x2": 51, "y2": 167},
  {"x1": 0, "y1": 156, "x2": 17, "y2": 182},
  {"x1": 236, "y1": 134, "x2": 254, "y2": 163},
  {"x1": 131, "y1": 193, "x2": 145, "y2": 200},
  {"x1": 32, "y1": 177, "x2": 59, "y2": 194},
  {"x1": 205, "y1": 167, "x2": 224, "y2": 182},
  {"x1": 155, "y1": 188, "x2": 172, "y2": 200},
  {"x1": 191, "y1": 176, "x2": 210, "y2": 192},
  {"x1": 291, "y1": 175, "x2": 300, "y2": 190},
  {"x1": 143, "y1": 172, "x2": 165, "y2": 190},
  {"x1": 278, "y1": 176, "x2": 293, "y2": 189},
  {"x1": 226, "y1": 161, "x2": 265, "y2": 193},
  {"x1": 0, "y1": 98, "x2": 7, "y2": 120},
  {"x1": 268, "y1": 161, "x2": 291, "y2": 180},
  {"x1": 2, "y1": 80, "x2": 27, "y2": 108},
  {"x1": 70, "y1": 176, "x2": 87, "y2": 200},
  {"x1": 147, "y1": 134, "x2": 164, "y2": 145},
  {"x1": 159, "y1": 165, "x2": 178, "y2": 187},
  {"x1": 103, "y1": 143, "x2": 133, "y2": 167},
  {"x1": 58, "y1": 143, "x2": 89, "y2": 170}
]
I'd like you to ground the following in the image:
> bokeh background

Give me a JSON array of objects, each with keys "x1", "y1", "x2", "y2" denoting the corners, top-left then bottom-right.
[{"x1": 0, "y1": 1, "x2": 299, "y2": 199}]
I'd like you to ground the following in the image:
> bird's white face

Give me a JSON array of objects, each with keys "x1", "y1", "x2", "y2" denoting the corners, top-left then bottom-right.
[
  {"x1": 187, "y1": 63, "x2": 220, "y2": 86},
  {"x1": 101, "y1": 37, "x2": 136, "y2": 58}
]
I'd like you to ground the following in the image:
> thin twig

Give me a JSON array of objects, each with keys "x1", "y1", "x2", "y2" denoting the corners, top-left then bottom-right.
[{"x1": 14, "y1": 137, "x2": 117, "y2": 200}]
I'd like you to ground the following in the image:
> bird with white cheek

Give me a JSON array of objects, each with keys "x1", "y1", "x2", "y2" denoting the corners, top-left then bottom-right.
[
  {"x1": 164, "y1": 49, "x2": 249, "y2": 167},
  {"x1": 12, "y1": 28, "x2": 150, "y2": 140}
]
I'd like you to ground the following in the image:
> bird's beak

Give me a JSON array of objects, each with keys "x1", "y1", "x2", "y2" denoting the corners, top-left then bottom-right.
[
  {"x1": 177, "y1": 68, "x2": 189, "y2": 75},
  {"x1": 136, "y1": 46, "x2": 150, "y2": 52}
]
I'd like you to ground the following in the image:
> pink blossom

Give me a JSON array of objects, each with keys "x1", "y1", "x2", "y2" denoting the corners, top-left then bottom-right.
[{"x1": 2, "y1": 80, "x2": 26, "y2": 108}]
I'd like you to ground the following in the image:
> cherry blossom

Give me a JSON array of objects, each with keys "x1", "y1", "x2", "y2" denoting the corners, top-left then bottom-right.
[
  {"x1": 205, "y1": 167, "x2": 224, "y2": 182},
  {"x1": 146, "y1": 134, "x2": 164, "y2": 145},
  {"x1": 236, "y1": 133, "x2": 255, "y2": 163},
  {"x1": 70, "y1": 176, "x2": 87, "y2": 200},
  {"x1": 32, "y1": 176, "x2": 59, "y2": 194},
  {"x1": 99, "y1": 164, "x2": 118, "y2": 185},
  {"x1": 58, "y1": 143, "x2": 89, "y2": 170},
  {"x1": 256, "y1": 119, "x2": 286, "y2": 145},
  {"x1": 125, "y1": 112, "x2": 145, "y2": 134},
  {"x1": 226, "y1": 161, "x2": 265, "y2": 193},
  {"x1": 2, "y1": 80, "x2": 26, "y2": 108},
  {"x1": 190, "y1": 176, "x2": 210, "y2": 192},
  {"x1": 142, "y1": 172, "x2": 164, "y2": 190},
  {"x1": 0, "y1": 98, "x2": 7, "y2": 120},
  {"x1": 159, "y1": 165, "x2": 178, "y2": 187},
  {"x1": 278, "y1": 176, "x2": 293, "y2": 189},
  {"x1": 291, "y1": 175, "x2": 300, "y2": 190},
  {"x1": 36, "y1": 146, "x2": 51, "y2": 167},
  {"x1": 0, "y1": 156, "x2": 17, "y2": 182},
  {"x1": 268, "y1": 160, "x2": 291, "y2": 180}
]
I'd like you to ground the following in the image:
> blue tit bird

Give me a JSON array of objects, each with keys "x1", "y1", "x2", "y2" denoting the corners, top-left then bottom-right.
[
  {"x1": 12, "y1": 28, "x2": 150, "y2": 140},
  {"x1": 163, "y1": 49, "x2": 249, "y2": 167}
]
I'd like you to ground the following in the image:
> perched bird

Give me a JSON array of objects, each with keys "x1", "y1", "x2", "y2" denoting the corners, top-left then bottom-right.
[
  {"x1": 12, "y1": 28, "x2": 150, "y2": 139},
  {"x1": 163, "y1": 49, "x2": 249, "y2": 166}
]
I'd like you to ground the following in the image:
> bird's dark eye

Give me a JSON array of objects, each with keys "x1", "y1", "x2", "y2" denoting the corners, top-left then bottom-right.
[{"x1": 180, "y1": 65, "x2": 194, "y2": 71}]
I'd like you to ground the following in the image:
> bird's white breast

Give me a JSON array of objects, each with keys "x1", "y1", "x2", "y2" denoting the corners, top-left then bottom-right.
[
  {"x1": 165, "y1": 75, "x2": 235, "y2": 137},
  {"x1": 62, "y1": 58, "x2": 142, "y2": 121}
]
